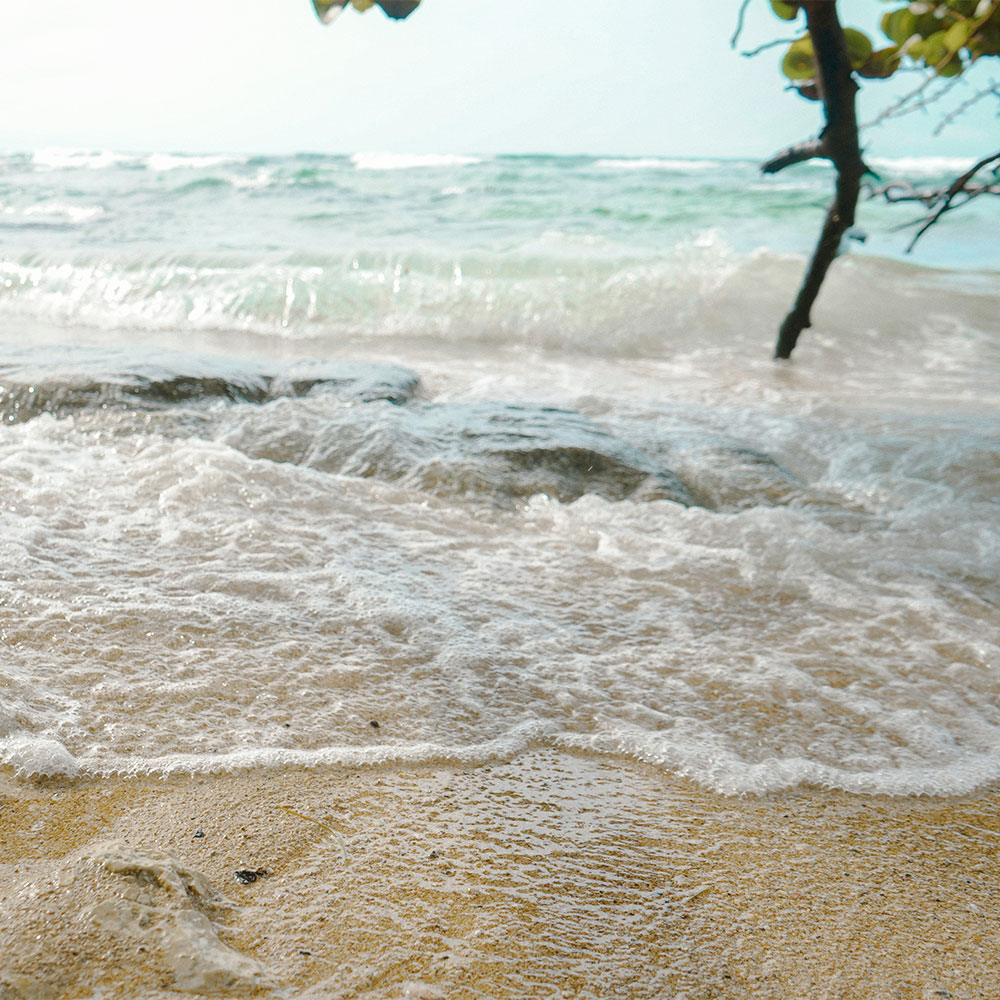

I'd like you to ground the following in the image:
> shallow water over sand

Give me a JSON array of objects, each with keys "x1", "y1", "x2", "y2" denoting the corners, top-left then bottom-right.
[
  {"x1": 5, "y1": 752, "x2": 1000, "y2": 999},
  {"x1": 0, "y1": 151, "x2": 998, "y2": 795}
]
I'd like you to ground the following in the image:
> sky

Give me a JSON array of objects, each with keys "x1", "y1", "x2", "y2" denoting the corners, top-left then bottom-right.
[{"x1": 1, "y1": 0, "x2": 995, "y2": 159}]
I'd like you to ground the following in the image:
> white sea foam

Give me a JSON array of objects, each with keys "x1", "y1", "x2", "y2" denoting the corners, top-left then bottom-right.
[
  {"x1": 0, "y1": 241, "x2": 995, "y2": 361},
  {"x1": 350, "y1": 151, "x2": 484, "y2": 171},
  {"x1": 22, "y1": 200, "x2": 105, "y2": 224},
  {"x1": 0, "y1": 736, "x2": 80, "y2": 778},
  {"x1": 230, "y1": 168, "x2": 275, "y2": 189},
  {"x1": 146, "y1": 152, "x2": 246, "y2": 171},
  {"x1": 1, "y1": 152, "x2": 998, "y2": 797},
  {"x1": 0, "y1": 357, "x2": 997, "y2": 796},
  {"x1": 31, "y1": 147, "x2": 136, "y2": 171},
  {"x1": 748, "y1": 180, "x2": 815, "y2": 192},
  {"x1": 593, "y1": 157, "x2": 720, "y2": 171},
  {"x1": 869, "y1": 155, "x2": 982, "y2": 176},
  {"x1": 6, "y1": 724, "x2": 552, "y2": 779}
]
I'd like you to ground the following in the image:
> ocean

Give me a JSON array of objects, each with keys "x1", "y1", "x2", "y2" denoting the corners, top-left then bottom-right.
[{"x1": 1, "y1": 148, "x2": 997, "y2": 797}]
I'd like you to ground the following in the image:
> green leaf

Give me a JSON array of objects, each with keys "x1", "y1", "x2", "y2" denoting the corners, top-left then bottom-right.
[
  {"x1": 312, "y1": 0, "x2": 347, "y2": 23},
  {"x1": 782, "y1": 37, "x2": 816, "y2": 80},
  {"x1": 943, "y1": 19, "x2": 974, "y2": 52},
  {"x1": 312, "y1": 0, "x2": 420, "y2": 23},
  {"x1": 856, "y1": 45, "x2": 902, "y2": 78},
  {"x1": 936, "y1": 53, "x2": 965, "y2": 75},
  {"x1": 969, "y1": 21, "x2": 1000, "y2": 56},
  {"x1": 843, "y1": 28, "x2": 875, "y2": 68},
  {"x1": 375, "y1": 1, "x2": 421, "y2": 17},
  {"x1": 914, "y1": 11, "x2": 942, "y2": 36},
  {"x1": 921, "y1": 28, "x2": 950, "y2": 64},
  {"x1": 770, "y1": 0, "x2": 800, "y2": 20},
  {"x1": 882, "y1": 8, "x2": 917, "y2": 44}
]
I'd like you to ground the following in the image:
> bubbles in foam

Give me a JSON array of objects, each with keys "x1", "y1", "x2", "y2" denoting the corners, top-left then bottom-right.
[{"x1": 0, "y1": 736, "x2": 80, "y2": 778}]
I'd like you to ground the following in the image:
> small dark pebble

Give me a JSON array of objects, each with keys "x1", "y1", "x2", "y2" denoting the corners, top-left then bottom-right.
[
  {"x1": 369, "y1": 720, "x2": 380, "y2": 729},
  {"x1": 193, "y1": 829, "x2": 205, "y2": 839},
  {"x1": 235, "y1": 868, "x2": 269, "y2": 884}
]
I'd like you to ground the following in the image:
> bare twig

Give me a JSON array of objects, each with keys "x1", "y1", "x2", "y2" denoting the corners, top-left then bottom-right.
[
  {"x1": 932, "y1": 149, "x2": 999, "y2": 206},
  {"x1": 866, "y1": 180, "x2": 946, "y2": 207},
  {"x1": 861, "y1": 70, "x2": 970, "y2": 130},
  {"x1": 731, "y1": 0, "x2": 753, "y2": 49},
  {"x1": 868, "y1": 152, "x2": 1000, "y2": 250},
  {"x1": 934, "y1": 80, "x2": 1000, "y2": 135},
  {"x1": 905, "y1": 149, "x2": 1000, "y2": 250},
  {"x1": 873, "y1": 181, "x2": 999, "y2": 240},
  {"x1": 869, "y1": 178, "x2": 1000, "y2": 206},
  {"x1": 741, "y1": 36, "x2": 801, "y2": 59}
]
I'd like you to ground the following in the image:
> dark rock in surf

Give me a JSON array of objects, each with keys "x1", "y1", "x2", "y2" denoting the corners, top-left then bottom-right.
[
  {"x1": 278, "y1": 401, "x2": 693, "y2": 506},
  {"x1": 666, "y1": 439, "x2": 806, "y2": 512},
  {"x1": 0, "y1": 347, "x2": 420, "y2": 423}
]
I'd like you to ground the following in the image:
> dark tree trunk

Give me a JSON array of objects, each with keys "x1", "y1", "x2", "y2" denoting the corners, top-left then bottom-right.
[{"x1": 774, "y1": 0, "x2": 866, "y2": 360}]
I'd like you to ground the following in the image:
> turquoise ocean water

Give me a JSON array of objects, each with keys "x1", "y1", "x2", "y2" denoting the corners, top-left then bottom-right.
[{"x1": 0, "y1": 149, "x2": 997, "y2": 794}]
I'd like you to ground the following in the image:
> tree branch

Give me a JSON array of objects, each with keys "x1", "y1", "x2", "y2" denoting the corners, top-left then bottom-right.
[
  {"x1": 761, "y1": 136, "x2": 831, "y2": 174},
  {"x1": 864, "y1": 151, "x2": 1000, "y2": 250},
  {"x1": 904, "y1": 149, "x2": 1000, "y2": 250},
  {"x1": 774, "y1": 0, "x2": 865, "y2": 360},
  {"x1": 866, "y1": 180, "x2": 944, "y2": 207}
]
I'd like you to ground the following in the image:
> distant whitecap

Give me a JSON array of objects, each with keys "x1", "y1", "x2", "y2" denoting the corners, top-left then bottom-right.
[
  {"x1": 146, "y1": 152, "x2": 247, "y2": 172},
  {"x1": 869, "y1": 155, "x2": 980, "y2": 176},
  {"x1": 592, "y1": 157, "x2": 721, "y2": 171},
  {"x1": 350, "y1": 151, "x2": 484, "y2": 171},
  {"x1": 31, "y1": 147, "x2": 137, "y2": 171}
]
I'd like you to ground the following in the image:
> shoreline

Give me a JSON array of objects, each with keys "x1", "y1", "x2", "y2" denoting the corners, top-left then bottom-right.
[{"x1": 2, "y1": 749, "x2": 1000, "y2": 999}]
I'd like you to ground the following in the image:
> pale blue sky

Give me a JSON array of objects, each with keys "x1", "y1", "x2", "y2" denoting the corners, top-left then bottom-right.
[{"x1": 2, "y1": 0, "x2": 995, "y2": 158}]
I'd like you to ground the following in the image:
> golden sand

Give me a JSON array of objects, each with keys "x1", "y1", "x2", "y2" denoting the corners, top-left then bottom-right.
[{"x1": 2, "y1": 749, "x2": 999, "y2": 999}]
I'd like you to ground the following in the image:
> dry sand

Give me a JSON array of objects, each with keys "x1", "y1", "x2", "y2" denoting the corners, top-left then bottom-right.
[{"x1": 2, "y1": 749, "x2": 999, "y2": 999}]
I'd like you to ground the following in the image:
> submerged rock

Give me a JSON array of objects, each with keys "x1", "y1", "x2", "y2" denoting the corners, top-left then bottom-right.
[
  {"x1": 0, "y1": 347, "x2": 420, "y2": 423},
  {"x1": 238, "y1": 400, "x2": 693, "y2": 506},
  {"x1": 399, "y1": 403, "x2": 692, "y2": 505},
  {"x1": 668, "y1": 440, "x2": 806, "y2": 512},
  {"x1": 1, "y1": 345, "x2": 807, "y2": 512}
]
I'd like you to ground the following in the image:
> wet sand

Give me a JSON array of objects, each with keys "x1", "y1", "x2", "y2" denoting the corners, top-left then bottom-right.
[{"x1": 2, "y1": 749, "x2": 999, "y2": 999}]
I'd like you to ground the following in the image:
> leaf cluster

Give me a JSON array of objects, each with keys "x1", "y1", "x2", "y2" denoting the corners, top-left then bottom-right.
[
  {"x1": 773, "y1": 0, "x2": 1000, "y2": 99},
  {"x1": 312, "y1": 0, "x2": 421, "y2": 24}
]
